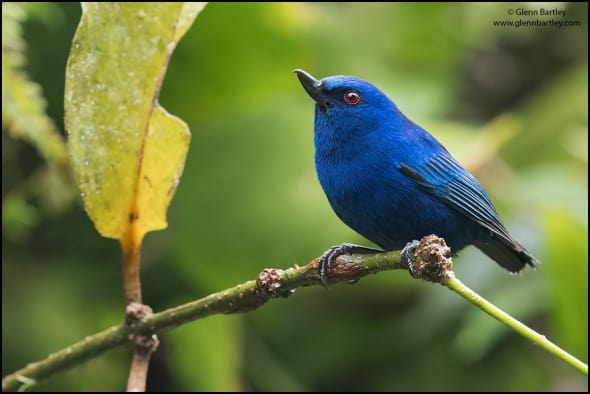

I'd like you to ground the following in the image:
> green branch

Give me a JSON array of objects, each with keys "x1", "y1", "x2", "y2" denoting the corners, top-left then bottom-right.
[
  {"x1": 1, "y1": 250, "x2": 402, "y2": 392},
  {"x1": 444, "y1": 276, "x2": 588, "y2": 375},
  {"x1": 2, "y1": 236, "x2": 587, "y2": 391},
  {"x1": 405, "y1": 235, "x2": 588, "y2": 376}
]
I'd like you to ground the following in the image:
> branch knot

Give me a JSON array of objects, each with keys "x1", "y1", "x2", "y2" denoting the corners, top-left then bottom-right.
[
  {"x1": 411, "y1": 234, "x2": 454, "y2": 283},
  {"x1": 257, "y1": 268, "x2": 294, "y2": 298}
]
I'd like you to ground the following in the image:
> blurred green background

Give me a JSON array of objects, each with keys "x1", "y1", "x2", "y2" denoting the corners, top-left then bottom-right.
[{"x1": 2, "y1": 2, "x2": 588, "y2": 391}]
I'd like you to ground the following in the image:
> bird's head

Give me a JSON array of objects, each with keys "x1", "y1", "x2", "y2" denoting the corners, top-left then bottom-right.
[{"x1": 294, "y1": 69, "x2": 404, "y2": 136}]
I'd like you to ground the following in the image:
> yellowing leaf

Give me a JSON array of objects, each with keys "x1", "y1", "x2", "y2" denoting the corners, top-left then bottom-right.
[{"x1": 64, "y1": 3, "x2": 206, "y2": 242}]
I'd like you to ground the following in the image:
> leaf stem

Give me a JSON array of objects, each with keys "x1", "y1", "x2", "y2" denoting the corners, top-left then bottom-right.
[{"x1": 120, "y1": 235, "x2": 142, "y2": 305}]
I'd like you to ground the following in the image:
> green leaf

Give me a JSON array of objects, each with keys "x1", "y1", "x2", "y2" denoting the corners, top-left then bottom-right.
[
  {"x1": 2, "y1": 2, "x2": 67, "y2": 164},
  {"x1": 1, "y1": 196, "x2": 40, "y2": 242},
  {"x1": 64, "y1": 2, "x2": 206, "y2": 241}
]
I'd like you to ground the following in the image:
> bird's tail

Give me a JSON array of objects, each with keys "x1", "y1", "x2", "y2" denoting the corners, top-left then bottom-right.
[{"x1": 474, "y1": 236, "x2": 538, "y2": 273}]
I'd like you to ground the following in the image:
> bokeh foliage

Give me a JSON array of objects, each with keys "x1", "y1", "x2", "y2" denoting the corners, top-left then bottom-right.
[{"x1": 2, "y1": 2, "x2": 588, "y2": 391}]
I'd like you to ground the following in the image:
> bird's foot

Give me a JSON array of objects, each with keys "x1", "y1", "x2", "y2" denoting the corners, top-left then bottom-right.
[
  {"x1": 318, "y1": 243, "x2": 382, "y2": 287},
  {"x1": 400, "y1": 240, "x2": 420, "y2": 278}
]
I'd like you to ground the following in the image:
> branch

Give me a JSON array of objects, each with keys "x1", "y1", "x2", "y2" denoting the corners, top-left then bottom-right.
[
  {"x1": 3, "y1": 236, "x2": 587, "y2": 391},
  {"x1": 444, "y1": 276, "x2": 588, "y2": 375},
  {"x1": 1, "y1": 250, "x2": 403, "y2": 392},
  {"x1": 403, "y1": 235, "x2": 588, "y2": 376},
  {"x1": 124, "y1": 303, "x2": 159, "y2": 392},
  {"x1": 120, "y1": 238, "x2": 155, "y2": 392}
]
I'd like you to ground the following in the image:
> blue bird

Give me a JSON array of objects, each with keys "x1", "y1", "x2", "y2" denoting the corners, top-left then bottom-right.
[{"x1": 294, "y1": 69, "x2": 537, "y2": 283}]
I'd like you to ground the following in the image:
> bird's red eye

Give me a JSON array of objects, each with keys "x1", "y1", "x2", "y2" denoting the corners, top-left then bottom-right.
[{"x1": 343, "y1": 91, "x2": 361, "y2": 105}]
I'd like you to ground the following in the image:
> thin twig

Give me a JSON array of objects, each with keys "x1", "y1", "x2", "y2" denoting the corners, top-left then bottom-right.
[
  {"x1": 124, "y1": 303, "x2": 159, "y2": 392},
  {"x1": 404, "y1": 235, "x2": 588, "y2": 377},
  {"x1": 444, "y1": 275, "x2": 588, "y2": 375},
  {"x1": 3, "y1": 236, "x2": 587, "y2": 391},
  {"x1": 120, "y1": 223, "x2": 149, "y2": 392},
  {"x1": 2, "y1": 250, "x2": 402, "y2": 392}
]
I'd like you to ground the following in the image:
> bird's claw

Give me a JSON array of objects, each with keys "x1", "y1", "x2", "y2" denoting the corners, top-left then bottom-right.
[
  {"x1": 318, "y1": 243, "x2": 382, "y2": 287},
  {"x1": 318, "y1": 244, "x2": 347, "y2": 287},
  {"x1": 400, "y1": 240, "x2": 420, "y2": 278}
]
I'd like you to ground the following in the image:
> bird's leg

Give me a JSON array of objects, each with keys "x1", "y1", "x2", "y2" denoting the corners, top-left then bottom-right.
[
  {"x1": 400, "y1": 240, "x2": 420, "y2": 278},
  {"x1": 318, "y1": 243, "x2": 382, "y2": 287}
]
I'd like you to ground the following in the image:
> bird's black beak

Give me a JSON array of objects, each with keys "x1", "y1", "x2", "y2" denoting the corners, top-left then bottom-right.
[{"x1": 293, "y1": 69, "x2": 329, "y2": 109}]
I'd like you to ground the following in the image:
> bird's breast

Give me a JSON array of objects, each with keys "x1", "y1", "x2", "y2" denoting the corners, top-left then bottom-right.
[
  {"x1": 314, "y1": 144, "x2": 469, "y2": 250},
  {"x1": 315, "y1": 146, "x2": 407, "y2": 243}
]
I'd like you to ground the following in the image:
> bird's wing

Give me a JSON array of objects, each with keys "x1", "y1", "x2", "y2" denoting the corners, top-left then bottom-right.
[{"x1": 398, "y1": 154, "x2": 514, "y2": 242}]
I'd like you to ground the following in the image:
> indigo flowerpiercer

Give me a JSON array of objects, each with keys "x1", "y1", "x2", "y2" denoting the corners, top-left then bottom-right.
[{"x1": 294, "y1": 69, "x2": 537, "y2": 283}]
